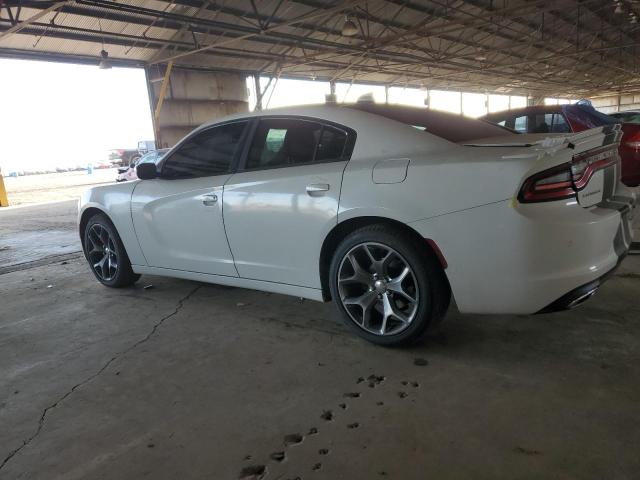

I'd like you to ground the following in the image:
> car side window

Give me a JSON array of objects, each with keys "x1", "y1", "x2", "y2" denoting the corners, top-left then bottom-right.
[
  {"x1": 162, "y1": 122, "x2": 247, "y2": 178},
  {"x1": 246, "y1": 119, "x2": 349, "y2": 170},
  {"x1": 316, "y1": 126, "x2": 347, "y2": 162},
  {"x1": 532, "y1": 114, "x2": 552, "y2": 133},
  {"x1": 550, "y1": 114, "x2": 570, "y2": 133},
  {"x1": 513, "y1": 115, "x2": 528, "y2": 133},
  {"x1": 139, "y1": 152, "x2": 157, "y2": 165}
]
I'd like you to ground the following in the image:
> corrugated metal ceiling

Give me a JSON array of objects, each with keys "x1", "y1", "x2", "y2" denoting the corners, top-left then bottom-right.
[{"x1": 1, "y1": 0, "x2": 640, "y2": 97}]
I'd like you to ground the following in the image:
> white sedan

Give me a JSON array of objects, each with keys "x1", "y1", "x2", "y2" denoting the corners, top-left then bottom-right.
[{"x1": 79, "y1": 104, "x2": 636, "y2": 345}]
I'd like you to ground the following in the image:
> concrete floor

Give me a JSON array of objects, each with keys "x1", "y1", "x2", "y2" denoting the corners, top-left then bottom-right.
[{"x1": 1, "y1": 200, "x2": 639, "y2": 480}]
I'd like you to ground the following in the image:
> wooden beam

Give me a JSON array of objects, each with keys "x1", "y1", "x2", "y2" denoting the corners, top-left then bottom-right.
[{"x1": 154, "y1": 60, "x2": 173, "y2": 145}]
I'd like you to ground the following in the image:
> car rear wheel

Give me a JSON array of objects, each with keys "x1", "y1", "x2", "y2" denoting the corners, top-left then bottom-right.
[
  {"x1": 83, "y1": 213, "x2": 140, "y2": 288},
  {"x1": 329, "y1": 225, "x2": 450, "y2": 346}
]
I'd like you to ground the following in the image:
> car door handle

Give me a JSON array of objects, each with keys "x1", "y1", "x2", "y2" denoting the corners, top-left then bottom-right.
[
  {"x1": 306, "y1": 184, "x2": 330, "y2": 196},
  {"x1": 202, "y1": 193, "x2": 218, "y2": 206}
]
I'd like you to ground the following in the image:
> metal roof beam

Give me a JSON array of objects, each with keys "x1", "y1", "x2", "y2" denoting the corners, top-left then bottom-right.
[{"x1": 0, "y1": 0, "x2": 71, "y2": 41}]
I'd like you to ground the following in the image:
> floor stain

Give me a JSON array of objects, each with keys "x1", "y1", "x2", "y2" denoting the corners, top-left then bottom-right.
[{"x1": 284, "y1": 434, "x2": 303, "y2": 446}]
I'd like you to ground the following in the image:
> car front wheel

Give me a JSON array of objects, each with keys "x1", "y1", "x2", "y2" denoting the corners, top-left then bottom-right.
[
  {"x1": 329, "y1": 225, "x2": 450, "y2": 346},
  {"x1": 83, "y1": 213, "x2": 140, "y2": 288}
]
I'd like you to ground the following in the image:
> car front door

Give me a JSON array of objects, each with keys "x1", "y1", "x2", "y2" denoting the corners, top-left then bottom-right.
[
  {"x1": 222, "y1": 117, "x2": 355, "y2": 288},
  {"x1": 131, "y1": 121, "x2": 248, "y2": 276}
]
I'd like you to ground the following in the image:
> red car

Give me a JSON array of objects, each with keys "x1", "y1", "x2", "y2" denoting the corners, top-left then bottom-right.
[{"x1": 481, "y1": 103, "x2": 640, "y2": 187}]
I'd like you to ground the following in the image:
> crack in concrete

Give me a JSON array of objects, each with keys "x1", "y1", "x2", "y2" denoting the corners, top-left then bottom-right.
[{"x1": 0, "y1": 285, "x2": 201, "y2": 472}]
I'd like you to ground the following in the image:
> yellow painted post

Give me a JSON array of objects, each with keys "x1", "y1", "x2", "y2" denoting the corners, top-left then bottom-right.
[{"x1": 0, "y1": 172, "x2": 9, "y2": 207}]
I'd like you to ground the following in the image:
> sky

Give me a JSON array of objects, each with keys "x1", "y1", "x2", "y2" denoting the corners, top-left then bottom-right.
[
  {"x1": 0, "y1": 58, "x2": 570, "y2": 174},
  {"x1": 0, "y1": 59, "x2": 154, "y2": 173}
]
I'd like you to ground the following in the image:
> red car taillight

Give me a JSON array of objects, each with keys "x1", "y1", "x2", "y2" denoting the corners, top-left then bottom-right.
[
  {"x1": 518, "y1": 145, "x2": 618, "y2": 203},
  {"x1": 621, "y1": 125, "x2": 640, "y2": 150}
]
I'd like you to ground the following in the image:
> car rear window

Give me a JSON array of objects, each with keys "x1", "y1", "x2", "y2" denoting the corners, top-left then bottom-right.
[{"x1": 347, "y1": 104, "x2": 516, "y2": 142}]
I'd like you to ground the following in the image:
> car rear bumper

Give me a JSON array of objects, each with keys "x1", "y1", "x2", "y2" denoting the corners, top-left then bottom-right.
[
  {"x1": 409, "y1": 189, "x2": 636, "y2": 315},
  {"x1": 536, "y1": 252, "x2": 625, "y2": 313}
]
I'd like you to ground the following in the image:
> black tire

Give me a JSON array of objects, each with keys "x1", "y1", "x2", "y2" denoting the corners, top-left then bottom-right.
[
  {"x1": 83, "y1": 213, "x2": 141, "y2": 288},
  {"x1": 329, "y1": 225, "x2": 450, "y2": 346}
]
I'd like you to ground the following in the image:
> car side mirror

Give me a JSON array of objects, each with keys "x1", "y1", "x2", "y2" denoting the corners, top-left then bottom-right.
[{"x1": 136, "y1": 162, "x2": 158, "y2": 180}]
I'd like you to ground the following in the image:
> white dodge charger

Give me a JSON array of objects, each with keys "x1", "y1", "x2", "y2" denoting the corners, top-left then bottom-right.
[{"x1": 79, "y1": 104, "x2": 636, "y2": 345}]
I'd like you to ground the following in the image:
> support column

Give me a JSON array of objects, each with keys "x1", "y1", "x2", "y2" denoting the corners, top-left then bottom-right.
[
  {"x1": 148, "y1": 68, "x2": 249, "y2": 148},
  {"x1": 254, "y1": 74, "x2": 263, "y2": 111},
  {"x1": 326, "y1": 80, "x2": 337, "y2": 104}
]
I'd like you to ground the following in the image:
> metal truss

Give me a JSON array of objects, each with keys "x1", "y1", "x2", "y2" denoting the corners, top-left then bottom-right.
[{"x1": 1, "y1": 0, "x2": 639, "y2": 96}]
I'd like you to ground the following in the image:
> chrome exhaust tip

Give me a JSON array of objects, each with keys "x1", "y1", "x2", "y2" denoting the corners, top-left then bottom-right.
[{"x1": 567, "y1": 286, "x2": 598, "y2": 309}]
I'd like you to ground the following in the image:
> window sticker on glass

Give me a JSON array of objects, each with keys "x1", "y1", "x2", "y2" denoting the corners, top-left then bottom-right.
[{"x1": 265, "y1": 129, "x2": 287, "y2": 154}]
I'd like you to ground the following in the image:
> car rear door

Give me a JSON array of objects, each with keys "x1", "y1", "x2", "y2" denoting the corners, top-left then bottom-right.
[
  {"x1": 131, "y1": 120, "x2": 248, "y2": 276},
  {"x1": 222, "y1": 117, "x2": 355, "y2": 288}
]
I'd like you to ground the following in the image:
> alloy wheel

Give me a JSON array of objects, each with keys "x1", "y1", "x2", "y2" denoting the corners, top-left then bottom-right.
[
  {"x1": 86, "y1": 224, "x2": 118, "y2": 281},
  {"x1": 337, "y1": 242, "x2": 419, "y2": 336}
]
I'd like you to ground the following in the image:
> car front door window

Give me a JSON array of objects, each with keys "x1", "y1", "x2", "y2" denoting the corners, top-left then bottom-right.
[{"x1": 162, "y1": 122, "x2": 247, "y2": 178}]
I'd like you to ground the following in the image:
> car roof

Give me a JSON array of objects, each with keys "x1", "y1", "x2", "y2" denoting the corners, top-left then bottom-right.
[{"x1": 200, "y1": 103, "x2": 514, "y2": 143}]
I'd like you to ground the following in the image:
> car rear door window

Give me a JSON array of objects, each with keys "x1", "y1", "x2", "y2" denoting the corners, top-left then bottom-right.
[
  {"x1": 162, "y1": 121, "x2": 247, "y2": 178},
  {"x1": 513, "y1": 115, "x2": 528, "y2": 133},
  {"x1": 316, "y1": 126, "x2": 347, "y2": 162}
]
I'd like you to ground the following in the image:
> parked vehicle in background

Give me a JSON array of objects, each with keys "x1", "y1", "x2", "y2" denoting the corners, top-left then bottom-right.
[
  {"x1": 481, "y1": 102, "x2": 640, "y2": 186},
  {"x1": 109, "y1": 140, "x2": 157, "y2": 167},
  {"x1": 109, "y1": 148, "x2": 140, "y2": 166},
  {"x1": 116, "y1": 149, "x2": 169, "y2": 182},
  {"x1": 79, "y1": 104, "x2": 635, "y2": 346},
  {"x1": 137, "y1": 140, "x2": 156, "y2": 156}
]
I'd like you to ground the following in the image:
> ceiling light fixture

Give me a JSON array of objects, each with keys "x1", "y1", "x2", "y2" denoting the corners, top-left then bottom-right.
[
  {"x1": 98, "y1": 49, "x2": 112, "y2": 69},
  {"x1": 97, "y1": 19, "x2": 111, "y2": 69},
  {"x1": 341, "y1": 16, "x2": 359, "y2": 37}
]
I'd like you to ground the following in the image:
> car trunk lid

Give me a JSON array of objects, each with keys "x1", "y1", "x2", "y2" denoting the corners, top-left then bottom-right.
[{"x1": 461, "y1": 125, "x2": 624, "y2": 207}]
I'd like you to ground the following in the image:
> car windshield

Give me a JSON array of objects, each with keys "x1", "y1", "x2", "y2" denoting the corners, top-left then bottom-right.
[
  {"x1": 135, "y1": 149, "x2": 169, "y2": 166},
  {"x1": 347, "y1": 103, "x2": 516, "y2": 142}
]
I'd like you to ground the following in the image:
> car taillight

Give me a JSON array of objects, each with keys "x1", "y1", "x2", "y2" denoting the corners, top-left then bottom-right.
[
  {"x1": 518, "y1": 163, "x2": 575, "y2": 203},
  {"x1": 519, "y1": 145, "x2": 618, "y2": 203},
  {"x1": 622, "y1": 127, "x2": 640, "y2": 149}
]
